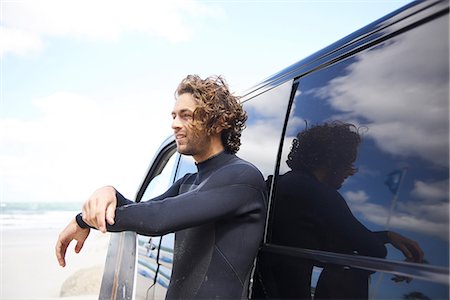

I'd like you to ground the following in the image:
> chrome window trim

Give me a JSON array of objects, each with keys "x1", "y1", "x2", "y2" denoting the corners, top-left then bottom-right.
[{"x1": 261, "y1": 244, "x2": 449, "y2": 285}]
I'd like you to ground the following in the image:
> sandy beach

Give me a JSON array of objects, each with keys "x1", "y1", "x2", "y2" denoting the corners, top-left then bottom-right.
[{"x1": 1, "y1": 228, "x2": 110, "y2": 299}]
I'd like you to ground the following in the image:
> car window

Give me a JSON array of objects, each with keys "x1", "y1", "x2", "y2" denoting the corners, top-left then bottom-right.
[
  {"x1": 135, "y1": 150, "x2": 178, "y2": 300},
  {"x1": 141, "y1": 154, "x2": 178, "y2": 200},
  {"x1": 175, "y1": 154, "x2": 196, "y2": 181},
  {"x1": 266, "y1": 12, "x2": 448, "y2": 300},
  {"x1": 240, "y1": 79, "x2": 294, "y2": 182}
]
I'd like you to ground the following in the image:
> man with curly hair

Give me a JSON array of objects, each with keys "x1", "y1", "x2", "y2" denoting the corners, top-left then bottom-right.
[{"x1": 56, "y1": 75, "x2": 267, "y2": 299}]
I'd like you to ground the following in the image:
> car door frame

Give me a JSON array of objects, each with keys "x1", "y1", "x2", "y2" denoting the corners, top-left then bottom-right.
[{"x1": 99, "y1": 136, "x2": 179, "y2": 300}]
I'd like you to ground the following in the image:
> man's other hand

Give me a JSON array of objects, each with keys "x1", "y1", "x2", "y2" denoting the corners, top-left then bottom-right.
[{"x1": 55, "y1": 219, "x2": 90, "y2": 267}]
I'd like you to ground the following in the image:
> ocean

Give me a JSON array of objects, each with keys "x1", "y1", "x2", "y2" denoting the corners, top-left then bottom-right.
[{"x1": 0, "y1": 202, "x2": 82, "y2": 230}]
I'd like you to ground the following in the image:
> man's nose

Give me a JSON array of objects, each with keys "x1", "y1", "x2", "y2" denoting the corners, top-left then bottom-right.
[{"x1": 172, "y1": 115, "x2": 181, "y2": 130}]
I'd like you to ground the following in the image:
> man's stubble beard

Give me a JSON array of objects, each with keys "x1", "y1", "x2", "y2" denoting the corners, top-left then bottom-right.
[{"x1": 177, "y1": 133, "x2": 211, "y2": 157}]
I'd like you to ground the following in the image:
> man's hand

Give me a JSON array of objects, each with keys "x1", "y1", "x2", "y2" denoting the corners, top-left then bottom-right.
[
  {"x1": 388, "y1": 231, "x2": 425, "y2": 283},
  {"x1": 82, "y1": 186, "x2": 117, "y2": 233},
  {"x1": 388, "y1": 231, "x2": 424, "y2": 263},
  {"x1": 55, "y1": 219, "x2": 90, "y2": 267}
]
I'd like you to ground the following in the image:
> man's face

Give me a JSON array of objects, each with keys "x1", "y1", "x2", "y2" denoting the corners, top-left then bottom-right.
[{"x1": 171, "y1": 93, "x2": 211, "y2": 157}]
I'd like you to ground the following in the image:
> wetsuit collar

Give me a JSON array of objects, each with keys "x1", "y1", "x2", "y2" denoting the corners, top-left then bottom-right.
[{"x1": 195, "y1": 151, "x2": 234, "y2": 176}]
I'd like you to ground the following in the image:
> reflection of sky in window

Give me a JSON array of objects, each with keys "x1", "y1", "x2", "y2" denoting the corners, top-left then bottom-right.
[
  {"x1": 286, "y1": 15, "x2": 449, "y2": 268},
  {"x1": 239, "y1": 80, "x2": 293, "y2": 178},
  {"x1": 141, "y1": 154, "x2": 178, "y2": 200}
]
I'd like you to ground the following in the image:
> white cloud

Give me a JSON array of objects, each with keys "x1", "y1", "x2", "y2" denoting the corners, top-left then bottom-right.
[
  {"x1": 398, "y1": 200, "x2": 449, "y2": 225},
  {"x1": 0, "y1": 27, "x2": 43, "y2": 56},
  {"x1": 244, "y1": 80, "x2": 294, "y2": 119},
  {"x1": 411, "y1": 179, "x2": 449, "y2": 202},
  {"x1": 397, "y1": 179, "x2": 450, "y2": 223},
  {"x1": 345, "y1": 183, "x2": 449, "y2": 241},
  {"x1": 0, "y1": 91, "x2": 173, "y2": 203},
  {"x1": 345, "y1": 190, "x2": 369, "y2": 203},
  {"x1": 240, "y1": 119, "x2": 285, "y2": 178},
  {"x1": 240, "y1": 80, "x2": 294, "y2": 177},
  {"x1": 1, "y1": 0, "x2": 223, "y2": 56},
  {"x1": 311, "y1": 16, "x2": 449, "y2": 167}
]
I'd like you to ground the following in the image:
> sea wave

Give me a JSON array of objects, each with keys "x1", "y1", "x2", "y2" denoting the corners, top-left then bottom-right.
[{"x1": 0, "y1": 202, "x2": 82, "y2": 230}]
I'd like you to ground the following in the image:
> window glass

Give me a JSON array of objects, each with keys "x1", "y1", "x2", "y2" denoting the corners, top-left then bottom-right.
[
  {"x1": 141, "y1": 153, "x2": 178, "y2": 200},
  {"x1": 240, "y1": 79, "x2": 293, "y2": 179},
  {"x1": 175, "y1": 154, "x2": 196, "y2": 181},
  {"x1": 267, "y1": 14, "x2": 448, "y2": 300},
  {"x1": 136, "y1": 153, "x2": 198, "y2": 299},
  {"x1": 136, "y1": 151, "x2": 178, "y2": 300}
]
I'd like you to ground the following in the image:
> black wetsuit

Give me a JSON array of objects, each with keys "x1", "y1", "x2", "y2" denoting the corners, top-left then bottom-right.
[
  {"x1": 253, "y1": 169, "x2": 388, "y2": 299},
  {"x1": 77, "y1": 151, "x2": 267, "y2": 299}
]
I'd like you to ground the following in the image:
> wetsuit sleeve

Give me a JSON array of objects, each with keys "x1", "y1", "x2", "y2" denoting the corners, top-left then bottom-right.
[
  {"x1": 373, "y1": 231, "x2": 390, "y2": 244},
  {"x1": 317, "y1": 188, "x2": 388, "y2": 258},
  {"x1": 75, "y1": 176, "x2": 185, "y2": 229},
  {"x1": 105, "y1": 164, "x2": 266, "y2": 236}
]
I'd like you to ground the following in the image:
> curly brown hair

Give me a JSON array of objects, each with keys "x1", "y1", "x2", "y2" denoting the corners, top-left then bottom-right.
[
  {"x1": 175, "y1": 75, "x2": 247, "y2": 154},
  {"x1": 286, "y1": 121, "x2": 362, "y2": 174}
]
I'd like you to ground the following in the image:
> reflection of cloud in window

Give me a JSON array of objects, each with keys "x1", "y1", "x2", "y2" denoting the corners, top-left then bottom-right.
[
  {"x1": 345, "y1": 182, "x2": 449, "y2": 241},
  {"x1": 240, "y1": 80, "x2": 293, "y2": 177},
  {"x1": 240, "y1": 120, "x2": 286, "y2": 177},
  {"x1": 286, "y1": 115, "x2": 305, "y2": 137},
  {"x1": 312, "y1": 16, "x2": 449, "y2": 168},
  {"x1": 345, "y1": 190, "x2": 369, "y2": 203},
  {"x1": 142, "y1": 154, "x2": 178, "y2": 200},
  {"x1": 240, "y1": 119, "x2": 301, "y2": 177},
  {"x1": 244, "y1": 80, "x2": 294, "y2": 119},
  {"x1": 399, "y1": 179, "x2": 450, "y2": 224},
  {"x1": 411, "y1": 179, "x2": 449, "y2": 202}
]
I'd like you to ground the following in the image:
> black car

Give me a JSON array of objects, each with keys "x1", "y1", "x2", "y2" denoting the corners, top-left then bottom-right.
[{"x1": 98, "y1": 1, "x2": 449, "y2": 299}]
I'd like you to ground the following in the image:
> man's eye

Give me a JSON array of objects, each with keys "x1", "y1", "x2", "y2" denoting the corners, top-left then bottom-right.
[{"x1": 182, "y1": 114, "x2": 193, "y2": 120}]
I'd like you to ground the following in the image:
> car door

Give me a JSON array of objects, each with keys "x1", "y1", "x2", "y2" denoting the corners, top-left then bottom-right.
[
  {"x1": 251, "y1": 1, "x2": 449, "y2": 299},
  {"x1": 99, "y1": 137, "x2": 181, "y2": 300}
]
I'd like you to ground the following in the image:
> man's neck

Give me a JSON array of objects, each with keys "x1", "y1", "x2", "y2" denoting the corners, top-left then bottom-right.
[
  {"x1": 193, "y1": 134, "x2": 225, "y2": 163},
  {"x1": 194, "y1": 145, "x2": 225, "y2": 163}
]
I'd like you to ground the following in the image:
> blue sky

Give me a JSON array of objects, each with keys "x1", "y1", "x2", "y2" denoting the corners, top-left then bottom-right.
[{"x1": 1, "y1": 0, "x2": 413, "y2": 203}]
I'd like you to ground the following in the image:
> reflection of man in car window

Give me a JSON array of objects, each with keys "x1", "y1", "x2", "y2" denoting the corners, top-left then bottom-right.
[{"x1": 254, "y1": 121, "x2": 424, "y2": 300}]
